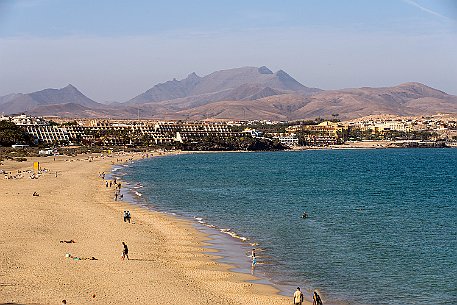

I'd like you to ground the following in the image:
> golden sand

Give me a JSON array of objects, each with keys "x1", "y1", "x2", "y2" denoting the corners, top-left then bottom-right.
[{"x1": 0, "y1": 152, "x2": 308, "y2": 305}]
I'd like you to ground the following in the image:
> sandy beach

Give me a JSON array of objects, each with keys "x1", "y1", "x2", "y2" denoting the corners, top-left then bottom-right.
[{"x1": 0, "y1": 152, "x2": 306, "y2": 305}]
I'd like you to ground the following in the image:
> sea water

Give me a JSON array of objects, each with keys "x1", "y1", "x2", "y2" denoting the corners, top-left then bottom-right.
[{"x1": 119, "y1": 149, "x2": 456, "y2": 305}]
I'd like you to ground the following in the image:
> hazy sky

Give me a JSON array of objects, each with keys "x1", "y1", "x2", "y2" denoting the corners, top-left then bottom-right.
[{"x1": 0, "y1": 0, "x2": 456, "y2": 102}]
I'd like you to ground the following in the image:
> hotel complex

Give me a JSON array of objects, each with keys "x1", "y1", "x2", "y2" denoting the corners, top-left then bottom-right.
[{"x1": 1, "y1": 114, "x2": 456, "y2": 147}]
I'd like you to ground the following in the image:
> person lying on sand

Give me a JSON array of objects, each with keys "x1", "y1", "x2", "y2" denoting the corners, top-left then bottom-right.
[
  {"x1": 60, "y1": 240, "x2": 76, "y2": 243},
  {"x1": 65, "y1": 253, "x2": 97, "y2": 260},
  {"x1": 33, "y1": 191, "x2": 39, "y2": 196}
]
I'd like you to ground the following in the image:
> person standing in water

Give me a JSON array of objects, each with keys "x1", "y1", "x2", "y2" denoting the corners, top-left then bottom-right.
[
  {"x1": 313, "y1": 290, "x2": 323, "y2": 305},
  {"x1": 293, "y1": 287, "x2": 304, "y2": 305},
  {"x1": 251, "y1": 248, "x2": 257, "y2": 267}
]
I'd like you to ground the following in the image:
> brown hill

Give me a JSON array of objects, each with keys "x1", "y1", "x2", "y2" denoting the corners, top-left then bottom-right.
[
  {"x1": 163, "y1": 82, "x2": 457, "y2": 120},
  {"x1": 19, "y1": 82, "x2": 457, "y2": 120},
  {"x1": 126, "y1": 66, "x2": 320, "y2": 105},
  {"x1": 1, "y1": 67, "x2": 455, "y2": 120},
  {"x1": 0, "y1": 84, "x2": 104, "y2": 115},
  {"x1": 28, "y1": 102, "x2": 146, "y2": 119}
]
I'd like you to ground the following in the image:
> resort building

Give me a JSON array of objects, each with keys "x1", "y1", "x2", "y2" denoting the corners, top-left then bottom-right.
[
  {"x1": 275, "y1": 134, "x2": 299, "y2": 147},
  {"x1": 354, "y1": 120, "x2": 413, "y2": 133},
  {"x1": 286, "y1": 121, "x2": 348, "y2": 145},
  {"x1": 14, "y1": 118, "x2": 244, "y2": 146},
  {"x1": 24, "y1": 125, "x2": 70, "y2": 144},
  {"x1": 3, "y1": 114, "x2": 48, "y2": 126}
]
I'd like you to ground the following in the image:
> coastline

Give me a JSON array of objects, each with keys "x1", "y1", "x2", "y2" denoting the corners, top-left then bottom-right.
[
  {"x1": 0, "y1": 151, "x2": 303, "y2": 305},
  {"x1": 115, "y1": 159, "x2": 289, "y2": 291}
]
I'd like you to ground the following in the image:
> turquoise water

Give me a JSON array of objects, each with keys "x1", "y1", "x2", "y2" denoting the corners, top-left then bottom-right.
[{"x1": 120, "y1": 149, "x2": 456, "y2": 305}]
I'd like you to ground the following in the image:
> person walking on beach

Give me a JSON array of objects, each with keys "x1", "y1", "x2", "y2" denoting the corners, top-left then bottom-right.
[
  {"x1": 293, "y1": 287, "x2": 304, "y2": 305},
  {"x1": 122, "y1": 242, "x2": 129, "y2": 260},
  {"x1": 313, "y1": 290, "x2": 323, "y2": 305}
]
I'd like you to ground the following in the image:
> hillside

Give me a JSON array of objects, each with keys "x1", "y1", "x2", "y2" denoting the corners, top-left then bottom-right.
[
  {"x1": 126, "y1": 66, "x2": 321, "y2": 105},
  {"x1": 1, "y1": 67, "x2": 456, "y2": 120},
  {"x1": 0, "y1": 84, "x2": 104, "y2": 115},
  {"x1": 166, "y1": 82, "x2": 457, "y2": 120}
]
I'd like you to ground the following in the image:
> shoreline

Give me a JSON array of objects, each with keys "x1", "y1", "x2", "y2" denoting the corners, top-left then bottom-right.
[
  {"x1": 0, "y1": 151, "x2": 303, "y2": 305},
  {"x1": 113, "y1": 153, "x2": 324, "y2": 304},
  {"x1": 110, "y1": 158, "x2": 287, "y2": 291}
]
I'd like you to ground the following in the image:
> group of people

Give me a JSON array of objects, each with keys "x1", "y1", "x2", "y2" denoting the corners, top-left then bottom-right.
[
  {"x1": 250, "y1": 250, "x2": 322, "y2": 304},
  {"x1": 114, "y1": 190, "x2": 123, "y2": 201},
  {"x1": 294, "y1": 287, "x2": 323, "y2": 305},
  {"x1": 123, "y1": 210, "x2": 131, "y2": 223},
  {"x1": 104, "y1": 177, "x2": 124, "y2": 201}
]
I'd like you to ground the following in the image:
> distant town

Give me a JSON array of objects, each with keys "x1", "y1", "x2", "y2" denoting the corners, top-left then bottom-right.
[{"x1": 1, "y1": 113, "x2": 456, "y2": 159}]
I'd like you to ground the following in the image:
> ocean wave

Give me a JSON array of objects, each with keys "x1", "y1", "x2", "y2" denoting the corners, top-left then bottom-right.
[
  {"x1": 192, "y1": 217, "x2": 250, "y2": 243},
  {"x1": 219, "y1": 228, "x2": 248, "y2": 241},
  {"x1": 194, "y1": 217, "x2": 206, "y2": 225}
]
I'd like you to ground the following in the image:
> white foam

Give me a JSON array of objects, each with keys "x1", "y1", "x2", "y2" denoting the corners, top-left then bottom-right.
[{"x1": 220, "y1": 228, "x2": 248, "y2": 242}]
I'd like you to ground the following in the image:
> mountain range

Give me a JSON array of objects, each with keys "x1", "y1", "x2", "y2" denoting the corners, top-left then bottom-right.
[{"x1": 1, "y1": 66, "x2": 456, "y2": 120}]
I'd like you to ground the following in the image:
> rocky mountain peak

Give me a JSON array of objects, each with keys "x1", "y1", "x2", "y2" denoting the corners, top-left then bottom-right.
[
  {"x1": 258, "y1": 66, "x2": 273, "y2": 74},
  {"x1": 275, "y1": 69, "x2": 292, "y2": 80},
  {"x1": 64, "y1": 84, "x2": 78, "y2": 90},
  {"x1": 187, "y1": 72, "x2": 200, "y2": 79}
]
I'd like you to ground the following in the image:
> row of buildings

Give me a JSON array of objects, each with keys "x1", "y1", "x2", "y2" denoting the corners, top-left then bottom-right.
[
  {"x1": 275, "y1": 116, "x2": 457, "y2": 146},
  {"x1": 2, "y1": 114, "x2": 456, "y2": 148},
  {"x1": 2, "y1": 115, "x2": 244, "y2": 146}
]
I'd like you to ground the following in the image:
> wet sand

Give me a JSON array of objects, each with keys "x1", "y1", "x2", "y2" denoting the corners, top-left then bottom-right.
[{"x1": 0, "y1": 152, "x2": 307, "y2": 305}]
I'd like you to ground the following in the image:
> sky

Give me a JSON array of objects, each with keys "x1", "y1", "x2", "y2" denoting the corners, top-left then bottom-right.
[{"x1": 0, "y1": 0, "x2": 456, "y2": 102}]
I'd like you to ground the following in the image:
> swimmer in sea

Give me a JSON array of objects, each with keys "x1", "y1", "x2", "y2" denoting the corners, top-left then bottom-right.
[{"x1": 302, "y1": 212, "x2": 308, "y2": 219}]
